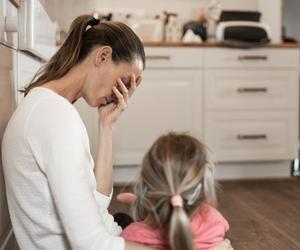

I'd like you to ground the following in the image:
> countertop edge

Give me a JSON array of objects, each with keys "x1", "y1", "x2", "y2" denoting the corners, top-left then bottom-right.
[{"x1": 56, "y1": 39, "x2": 300, "y2": 49}]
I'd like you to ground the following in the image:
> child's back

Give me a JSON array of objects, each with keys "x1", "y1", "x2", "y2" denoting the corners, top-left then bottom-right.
[
  {"x1": 122, "y1": 204, "x2": 229, "y2": 250},
  {"x1": 121, "y1": 132, "x2": 229, "y2": 250}
]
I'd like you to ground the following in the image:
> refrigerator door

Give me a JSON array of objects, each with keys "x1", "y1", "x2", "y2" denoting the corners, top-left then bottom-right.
[
  {"x1": 18, "y1": 0, "x2": 55, "y2": 61},
  {"x1": 16, "y1": 51, "x2": 43, "y2": 104},
  {"x1": 0, "y1": 44, "x2": 16, "y2": 247},
  {"x1": 0, "y1": 0, "x2": 18, "y2": 48}
]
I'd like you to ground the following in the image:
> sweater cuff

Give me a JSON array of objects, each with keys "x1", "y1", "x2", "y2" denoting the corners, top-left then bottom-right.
[
  {"x1": 94, "y1": 189, "x2": 113, "y2": 210},
  {"x1": 111, "y1": 236, "x2": 125, "y2": 250}
]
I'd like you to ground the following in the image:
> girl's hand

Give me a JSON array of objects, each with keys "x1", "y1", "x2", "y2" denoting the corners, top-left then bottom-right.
[
  {"x1": 98, "y1": 74, "x2": 142, "y2": 128},
  {"x1": 213, "y1": 239, "x2": 234, "y2": 250}
]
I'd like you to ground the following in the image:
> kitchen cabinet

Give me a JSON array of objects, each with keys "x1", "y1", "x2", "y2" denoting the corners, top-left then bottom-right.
[
  {"x1": 113, "y1": 68, "x2": 203, "y2": 165},
  {"x1": 203, "y1": 48, "x2": 299, "y2": 164},
  {"x1": 75, "y1": 46, "x2": 299, "y2": 182}
]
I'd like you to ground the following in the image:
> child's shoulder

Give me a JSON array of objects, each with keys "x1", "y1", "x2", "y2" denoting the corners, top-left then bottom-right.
[
  {"x1": 121, "y1": 221, "x2": 165, "y2": 245},
  {"x1": 191, "y1": 204, "x2": 229, "y2": 231}
]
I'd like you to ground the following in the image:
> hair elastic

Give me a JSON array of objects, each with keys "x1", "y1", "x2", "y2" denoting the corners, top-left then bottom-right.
[
  {"x1": 171, "y1": 195, "x2": 183, "y2": 207},
  {"x1": 89, "y1": 18, "x2": 100, "y2": 26}
]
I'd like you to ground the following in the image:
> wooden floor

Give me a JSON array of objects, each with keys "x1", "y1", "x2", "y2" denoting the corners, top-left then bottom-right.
[{"x1": 109, "y1": 178, "x2": 300, "y2": 250}]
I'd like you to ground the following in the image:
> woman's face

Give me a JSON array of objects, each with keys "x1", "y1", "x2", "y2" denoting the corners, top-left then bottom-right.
[{"x1": 82, "y1": 47, "x2": 143, "y2": 107}]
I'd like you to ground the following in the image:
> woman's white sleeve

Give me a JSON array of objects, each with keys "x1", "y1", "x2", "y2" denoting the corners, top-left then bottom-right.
[
  {"x1": 27, "y1": 97, "x2": 124, "y2": 250},
  {"x1": 94, "y1": 190, "x2": 123, "y2": 236}
]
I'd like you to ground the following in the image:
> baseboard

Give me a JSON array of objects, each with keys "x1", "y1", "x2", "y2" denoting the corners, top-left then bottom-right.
[{"x1": 113, "y1": 160, "x2": 291, "y2": 184}]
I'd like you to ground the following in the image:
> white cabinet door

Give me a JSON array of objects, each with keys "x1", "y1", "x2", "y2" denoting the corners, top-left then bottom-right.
[
  {"x1": 112, "y1": 69, "x2": 203, "y2": 165},
  {"x1": 204, "y1": 48, "x2": 299, "y2": 69},
  {"x1": 145, "y1": 47, "x2": 203, "y2": 68},
  {"x1": 204, "y1": 111, "x2": 298, "y2": 162},
  {"x1": 205, "y1": 69, "x2": 299, "y2": 110}
]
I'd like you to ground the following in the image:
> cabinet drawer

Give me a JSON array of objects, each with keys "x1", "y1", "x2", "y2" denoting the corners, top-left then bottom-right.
[
  {"x1": 204, "y1": 48, "x2": 299, "y2": 68},
  {"x1": 205, "y1": 69, "x2": 299, "y2": 110},
  {"x1": 204, "y1": 112, "x2": 298, "y2": 162},
  {"x1": 145, "y1": 47, "x2": 203, "y2": 68}
]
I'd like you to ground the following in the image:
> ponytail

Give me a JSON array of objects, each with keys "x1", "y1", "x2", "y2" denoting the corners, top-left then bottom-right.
[
  {"x1": 21, "y1": 14, "x2": 145, "y2": 96},
  {"x1": 169, "y1": 207, "x2": 195, "y2": 250},
  {"x1": 22, "y1": 15, "x2": 97, "y2": 96}
]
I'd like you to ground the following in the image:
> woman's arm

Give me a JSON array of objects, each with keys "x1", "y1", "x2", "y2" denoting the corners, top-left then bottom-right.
[
  {"x1": 94, "y1": 124, "x2": 113, "y2": 196},
  {"x1": 94, "y1": 74, "x2": 140, "y2": 195},
  {"x1": 27, "y1": 97, "x2": 124, "y2": 249}
]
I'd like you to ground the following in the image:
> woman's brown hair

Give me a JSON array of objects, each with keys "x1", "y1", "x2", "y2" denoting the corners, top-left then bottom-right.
[
  {"x1": 133, "y1": 132, "x2": 216, "y2": 250},
  {"x1": 21, "y1": 15, "x2": 145, "y2": 96}
]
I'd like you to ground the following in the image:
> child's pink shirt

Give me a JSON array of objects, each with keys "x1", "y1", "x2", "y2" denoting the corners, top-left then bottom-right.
[{"x1": 121, "y1": 205, "x2": 229, "y2": 250}]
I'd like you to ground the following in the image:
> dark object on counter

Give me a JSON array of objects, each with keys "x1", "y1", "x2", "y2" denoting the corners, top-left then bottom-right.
[
  {"x1": 224, "y1": 25, "x2": 269, "y2": 43},
  {"x1": 183, "y1": 21, "x2": 207, "y2": 41},
  {"x1": 221, "y1": 39, "x2": 270, "y2": 49},
  {"x1": 220, "y1": 11, "x2": 261, "y2": 22}
]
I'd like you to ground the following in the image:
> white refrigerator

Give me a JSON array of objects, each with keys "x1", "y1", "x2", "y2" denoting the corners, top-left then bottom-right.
[{"x1": 0, "y1": 0, "x2": 55, "y2": 248}]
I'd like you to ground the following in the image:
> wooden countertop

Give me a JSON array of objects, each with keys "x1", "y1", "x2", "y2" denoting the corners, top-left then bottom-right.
[
  {"x1": 143, "y1": 41, "x2": 300, "y2": 48},
  {"x1": 56, "y1": 39, "x2": 300, "y2": 48}
]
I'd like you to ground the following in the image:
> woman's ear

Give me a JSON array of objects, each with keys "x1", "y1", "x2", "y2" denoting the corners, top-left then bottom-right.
[{"x1": 95, "y1": 46, "x2": 112, "y2": 66}]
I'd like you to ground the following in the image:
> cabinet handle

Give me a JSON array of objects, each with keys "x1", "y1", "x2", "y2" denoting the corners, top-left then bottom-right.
[
  {"x1": 146, "y1": 55, "x2": 171, "y2": 60},
  {"x1": 237, "y1": 134, "x2": 267, "y2": 140},
  {"x1": 237, "y1": 87, "x2": 268, "y2": 93},
  {"x1": 238, "y1": 55, "x2": 268, "y2": 61}
]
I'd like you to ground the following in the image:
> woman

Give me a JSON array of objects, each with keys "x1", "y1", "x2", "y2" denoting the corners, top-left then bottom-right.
[{"x1": 1, "y1": 15, "x2": 232, "y2": 250}]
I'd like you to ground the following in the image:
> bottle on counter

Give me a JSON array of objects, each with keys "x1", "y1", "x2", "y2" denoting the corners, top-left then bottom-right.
[
  {"x1": 165, "y1": 14, "x2": 182, "y2": 42},
  {"x1": 207, "y1": 0, "x2": 222, "y2": 41}
]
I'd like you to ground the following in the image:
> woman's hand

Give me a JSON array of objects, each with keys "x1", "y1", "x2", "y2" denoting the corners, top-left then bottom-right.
[
  {"x1": 214, "y1": 239, "x2": 234, "y2": 250},
  {"x1": 98, "y1": 74, "x2": 142, "y2": 128}
]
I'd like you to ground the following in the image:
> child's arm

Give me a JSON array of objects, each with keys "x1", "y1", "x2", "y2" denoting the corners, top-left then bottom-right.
[
  {"x1": 94, "y1": 124, "x2": 113, "y2": 196},
  {"x1": 213, "y1": 239, "x2": 233, "y2": 250}
]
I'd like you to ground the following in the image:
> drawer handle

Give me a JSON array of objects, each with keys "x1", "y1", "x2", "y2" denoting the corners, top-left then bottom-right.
[
  {"x1": 237, "y1": 87, "x2": 268, "y2": 93},
  {"x1": 146, "y1": 55, "x2": 171, "y2": 60},
  {"x1": 238, "y1": 55, "x2": 268, "y2": 61},
  {"x1": 237, "y1": 134, "x2": 267, "y2": 140}
]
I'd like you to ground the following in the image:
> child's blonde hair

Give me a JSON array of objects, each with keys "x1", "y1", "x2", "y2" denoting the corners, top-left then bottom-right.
[{"x1": 133, "y1": 132, "x2": 216, "y2": 250}]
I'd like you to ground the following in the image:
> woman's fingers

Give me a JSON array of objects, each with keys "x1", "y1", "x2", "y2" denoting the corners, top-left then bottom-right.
[
  {"x1": 136, "y1": 75, "x2": 142, "y2": 87},
  {"x1": 128, "y1": 74, "x2": 137, "y2": 97},
  {"x1": 117, "y1": 78, "x2": 129, "y2": 103},
  {"x1": 112, "y1": 86, "x2": 127, "y2": 111}
]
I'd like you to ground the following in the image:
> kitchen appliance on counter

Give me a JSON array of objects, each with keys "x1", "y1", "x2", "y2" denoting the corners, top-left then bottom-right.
[
  {"x1": 0, "y1": 0, "x2": 55, "y2": 248},
  {"x1": 216, "y1": 10, "x2": 271, "y2": 47},
  {"x1": 216, "y1": 21, "x2": 271, "y2": 44}
]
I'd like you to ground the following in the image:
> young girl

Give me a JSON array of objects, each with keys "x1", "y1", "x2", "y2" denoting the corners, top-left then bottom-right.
[{"x1": 120, "y1": 132, "x2": 230, "y2": 250}]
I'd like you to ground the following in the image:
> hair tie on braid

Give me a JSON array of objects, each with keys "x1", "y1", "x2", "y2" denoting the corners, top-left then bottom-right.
[{"x1": 171, "y1": 195, "x2": 183, "y2": 208}]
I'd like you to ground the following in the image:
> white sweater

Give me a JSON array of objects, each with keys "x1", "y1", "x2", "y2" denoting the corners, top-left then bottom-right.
[{"x1": 1, "y1": 87, "x2": 124, "y2": 250}]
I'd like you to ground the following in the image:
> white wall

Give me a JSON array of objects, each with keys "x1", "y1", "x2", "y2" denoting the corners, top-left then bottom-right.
[
  {"x1": 45, "y1": 0, "x2": 259, "y2": 31},
  {"x1": 258, "y1": 0, "x2": 282, "y2": 43}
]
